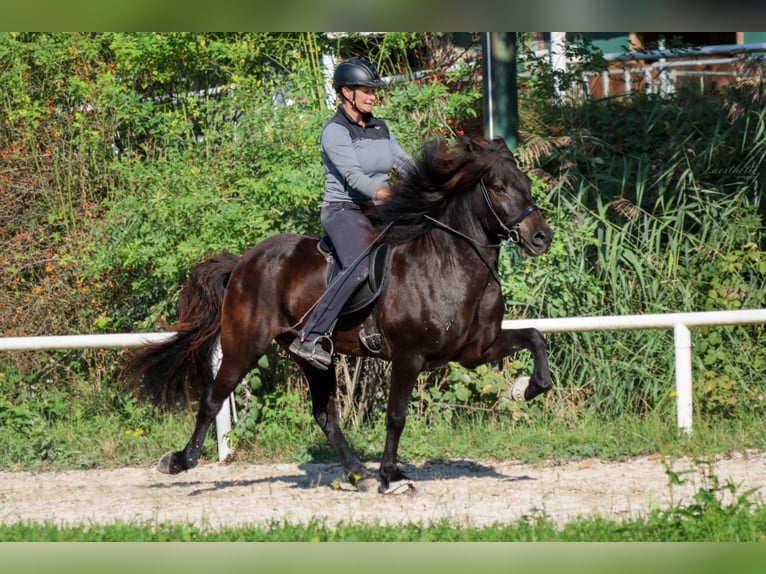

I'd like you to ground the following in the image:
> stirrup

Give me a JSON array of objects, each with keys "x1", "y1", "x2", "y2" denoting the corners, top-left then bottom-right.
[
  {"x1": 314, "y1": 334, "x2": 335, "y2": 357},
  {"x1": 289, "y1": 335, "x2": 334, "y2": 370},
  {"x1": 359, "y1": 323, "x2": 384, "y2": 354}
]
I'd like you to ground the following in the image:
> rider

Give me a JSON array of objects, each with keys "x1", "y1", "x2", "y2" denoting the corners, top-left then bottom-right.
[{"x1": 289, "y1": 56, "x2": 413, "y2": 370}]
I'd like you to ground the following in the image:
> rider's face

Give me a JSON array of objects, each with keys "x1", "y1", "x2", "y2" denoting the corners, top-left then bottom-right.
[{"x1": 342, "y1": 85, "x2": 377, "y2": 114}]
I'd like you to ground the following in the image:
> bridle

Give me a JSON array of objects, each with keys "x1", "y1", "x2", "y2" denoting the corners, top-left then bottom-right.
[
  {"x1": 422, "y1": 177, "x2": 541, "y2": 285},
  {"x1": 424, "y1": 178, "x2": 540, "y2": 249},
  {"x1": 478, "y1": 179, "x2": 539, "y2": 245}
]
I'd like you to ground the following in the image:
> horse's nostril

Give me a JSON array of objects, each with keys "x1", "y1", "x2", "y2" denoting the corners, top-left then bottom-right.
[{"x1": 534, "y1": 230, "x2": 550, "y2": 246}]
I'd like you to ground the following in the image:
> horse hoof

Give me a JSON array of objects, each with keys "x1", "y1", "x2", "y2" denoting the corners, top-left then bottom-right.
[
  {"x1": 354, "y1": 476, "x2": 379, "y2": 493},
  {"x1": 381, "y1": 479, "x2": 416, "y2": 495},
  {"x1": 511, "y1": 376, "x2": 531, "y2": 401},
  {"x1": 156, "y1": 451, "x2": 178, "y2": 474}
]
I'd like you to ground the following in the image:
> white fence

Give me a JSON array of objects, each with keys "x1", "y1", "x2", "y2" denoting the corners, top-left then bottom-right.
[{"x1": 2, "y1": 308, "x2": 766, "y2": 460}]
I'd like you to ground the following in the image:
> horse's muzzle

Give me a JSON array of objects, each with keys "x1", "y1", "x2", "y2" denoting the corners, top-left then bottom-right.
[{"x1": 519, "y1": 218, "x2": 553, "y2": 256}]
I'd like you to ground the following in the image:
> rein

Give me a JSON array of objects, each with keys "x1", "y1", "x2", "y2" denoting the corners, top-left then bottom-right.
[
  {"x1": 422, "y1": 178, "x2": 540, "y2": 285},
  {"x1": 423, "y1": 213, "x2": 503, "y2": 285}
]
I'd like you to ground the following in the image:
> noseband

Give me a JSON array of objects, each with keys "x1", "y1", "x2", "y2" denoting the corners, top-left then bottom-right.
[{"x1": 479, "y1": 179, "x2": 539, "y2": 244}]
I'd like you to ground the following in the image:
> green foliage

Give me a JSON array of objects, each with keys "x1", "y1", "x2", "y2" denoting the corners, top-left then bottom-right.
[
  {"x1": 501, "y1": 174, "x2": 606, "y2": 318},
  {"x1": 229, "y1": 390, "x2": 316, "y2": 457},
  {"x1": 413, "y1": 360, "x2": 532, "y2": 426},
  {"x1": 498, "y1": 41, "x2": 766, "y2": 420},
  {"x1": 377, "y1": 59, "x2": 482, "y2": 142},
  {"x1": 80, "y1": 32, "x2": 483, "y2": 327},
  {"x1": 659, "y1": 460, "x2": 765, "y2": 541},
  {"x1": 0, "y1": 358, "x2": 198, "y2": 470}
]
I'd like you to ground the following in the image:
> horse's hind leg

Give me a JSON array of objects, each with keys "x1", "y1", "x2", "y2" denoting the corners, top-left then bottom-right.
[
  {"x1": 303, "y1": 363, "x2": 377, "y2": 491},
  {"x1": 157, "y1": 354, "x2": 250, "y2": 474}
]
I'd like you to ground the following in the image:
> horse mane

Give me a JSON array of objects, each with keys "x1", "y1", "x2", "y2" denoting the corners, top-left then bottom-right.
[{"x1": 371, "y1": 135, "x2": 522, "y2": 245}]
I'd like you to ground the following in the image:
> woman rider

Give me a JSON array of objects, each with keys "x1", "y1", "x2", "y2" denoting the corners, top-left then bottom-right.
[{"x1": 289, "y1": 56, "x2": 413, "y2": 370}]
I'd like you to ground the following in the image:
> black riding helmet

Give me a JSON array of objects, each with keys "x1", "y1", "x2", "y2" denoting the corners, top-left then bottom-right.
[{"x1": 332, "y1": 57, "x2": 386, "y2": 92}]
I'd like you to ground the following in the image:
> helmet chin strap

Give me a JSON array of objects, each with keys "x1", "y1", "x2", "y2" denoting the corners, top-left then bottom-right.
[
  {"x1": 341, "y1": 88, "x2": 360, "y2": 113},
  {"x1": 341, "y1": 87, "x2": 369, "y2": 121}
]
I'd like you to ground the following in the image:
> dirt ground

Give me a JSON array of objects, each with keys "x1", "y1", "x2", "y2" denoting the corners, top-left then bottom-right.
[{"x1": 2, "y1": 451, "x2": 766, "y2": 530}]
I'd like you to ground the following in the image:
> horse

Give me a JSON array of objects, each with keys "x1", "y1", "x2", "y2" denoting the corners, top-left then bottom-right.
[{"x1": 128, "y1": 135, "x2": 554, "y2": 493}]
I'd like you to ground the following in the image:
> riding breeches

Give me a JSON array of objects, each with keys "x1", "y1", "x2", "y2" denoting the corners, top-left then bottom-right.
[{"x1": 300, "y1": 201, "x2": 373, "y2": 339}]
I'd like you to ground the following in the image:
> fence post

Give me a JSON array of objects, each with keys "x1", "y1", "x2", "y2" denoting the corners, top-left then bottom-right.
[
  {"x1": 210, "y1": 339, "x2": 236, "y2": 461},
  {"x1": 673, "y1": 323, "x2": 693, "y2": 435}
]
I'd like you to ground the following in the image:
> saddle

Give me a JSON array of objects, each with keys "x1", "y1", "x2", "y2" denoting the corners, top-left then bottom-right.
[{"x1": 317, "y1": 236, "x2": 393, "y2": 353}]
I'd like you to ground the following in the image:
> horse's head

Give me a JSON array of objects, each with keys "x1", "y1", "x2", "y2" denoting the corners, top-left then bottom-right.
[
  {"x1": 375, "y1": 136, "x2": 553, "y2": 254},
  {"x1": 469, "y1": 137, "x2": 553, "y2": 256}
]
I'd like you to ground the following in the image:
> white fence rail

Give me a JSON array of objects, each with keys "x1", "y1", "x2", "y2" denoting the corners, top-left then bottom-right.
[
  {"x1": 3, "y1": 309, "x2": 766, "y2": 460},
  {"x1": 0, "y1": 332, "x2": 175, "y2": 351}
]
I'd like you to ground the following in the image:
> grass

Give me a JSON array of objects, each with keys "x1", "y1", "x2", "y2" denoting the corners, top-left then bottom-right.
[
  {"x1": 3, "y1": 389, "x2": 766, "y2": 473},
  {"x1": 4, "y1": 445, "x2": 766, "y2": 544}
]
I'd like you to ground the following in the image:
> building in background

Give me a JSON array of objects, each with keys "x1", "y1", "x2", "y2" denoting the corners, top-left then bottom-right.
[{"x1": 525, "y1": 32, "x2": 766, "y2": 99}]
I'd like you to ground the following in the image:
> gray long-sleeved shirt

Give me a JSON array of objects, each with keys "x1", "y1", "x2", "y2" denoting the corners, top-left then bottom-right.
[{"x1": 321, "y1": 107, "x2": 412, "y2": 204}]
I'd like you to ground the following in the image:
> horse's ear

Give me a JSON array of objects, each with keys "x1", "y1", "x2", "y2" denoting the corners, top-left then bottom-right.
[{"x1": 458, "y1": 135, "x2": 475, "y2": 154}]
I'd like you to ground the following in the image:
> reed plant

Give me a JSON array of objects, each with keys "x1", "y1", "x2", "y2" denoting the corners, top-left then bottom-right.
[{"x1": 500, "y1": 68, "x2": 766, "y2": 421}]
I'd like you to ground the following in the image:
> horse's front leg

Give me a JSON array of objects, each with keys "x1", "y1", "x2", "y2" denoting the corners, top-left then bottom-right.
[
  {"x1": 378, "y1": 354, "x2": 422, "y2": 493},
  {"x1": 468, "y1": 327, "x2": 552, "y2": 402}
]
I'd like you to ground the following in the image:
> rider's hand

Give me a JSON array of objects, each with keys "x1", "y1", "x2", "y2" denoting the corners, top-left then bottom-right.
[{"x1": 374, "y1": 187, "x2": 392, "y2": 201}]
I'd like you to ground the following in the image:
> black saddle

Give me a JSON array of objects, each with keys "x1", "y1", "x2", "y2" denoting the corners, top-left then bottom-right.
[{"x1": 317, "y1": 236, "x2": 393, "y2": 316}]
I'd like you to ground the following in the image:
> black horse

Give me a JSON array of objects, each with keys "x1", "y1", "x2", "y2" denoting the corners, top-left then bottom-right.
[{"x1": 129, "y1": 136, "x2": 554, "y2": 493}]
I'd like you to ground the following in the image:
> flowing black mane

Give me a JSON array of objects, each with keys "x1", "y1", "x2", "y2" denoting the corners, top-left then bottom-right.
[{"x1": 372, "y1": 136, "x2": 525, "y2": 245}]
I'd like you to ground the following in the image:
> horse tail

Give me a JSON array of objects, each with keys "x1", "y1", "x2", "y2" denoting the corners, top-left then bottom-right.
[{"x1": 126, "y1": 250, "x2": 240, "y2": 408}]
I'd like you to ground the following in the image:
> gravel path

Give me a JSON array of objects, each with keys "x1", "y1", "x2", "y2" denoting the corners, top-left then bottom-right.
[{"x1": 2, "y1": 451, "x2": 765, "y2": 530}]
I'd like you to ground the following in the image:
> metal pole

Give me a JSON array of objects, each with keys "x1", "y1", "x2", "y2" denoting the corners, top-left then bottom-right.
[
  {"x1": 502, "y1": 308, "x2": 766, "y2": 332},
  {"x1": 482, "y1": 33, "x2": 494, "y2": 140},
  {"x1": 482, "y1": 32, "x2": 518, "y2": 149},
  {"x1": 211, "y1": 339, "x2": 235, "y2": 462},
  {"x1": 674, "y1": 324, "x2": 693, "y2": 435},
  {"x1": 0, "y1": 332, "x2": 175, "y2": 350}
]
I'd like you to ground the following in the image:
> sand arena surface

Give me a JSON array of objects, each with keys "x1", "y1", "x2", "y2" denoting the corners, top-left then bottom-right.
[{"x1": 2, "y1": 451, "x2": 766, "y2": 530}]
